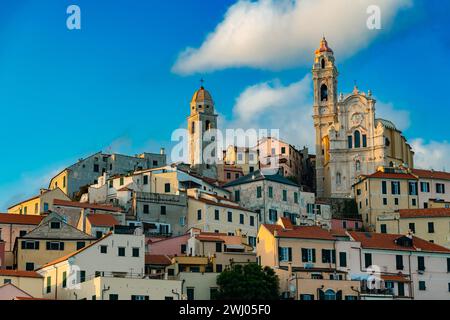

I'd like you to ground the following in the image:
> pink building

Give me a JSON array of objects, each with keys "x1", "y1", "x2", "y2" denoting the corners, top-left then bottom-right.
[
  {"x1": 147, "y1": 234, "x2": 190, "y2": 256},
  {"x1": 331, "y1": 217, "x2": 363, "y2": 231},
  {"x1": 0, "y1": 241, "x2": 4, "y2": 269}
]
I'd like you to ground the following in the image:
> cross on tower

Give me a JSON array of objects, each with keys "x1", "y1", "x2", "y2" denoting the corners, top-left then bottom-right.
[{"x1": 200, "y1": 78, "x2": 205, "y2": 88}]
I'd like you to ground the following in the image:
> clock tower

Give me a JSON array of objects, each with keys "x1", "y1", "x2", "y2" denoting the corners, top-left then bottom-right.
[{"x1": 312, "y1": 37, "x2": 339, "y2": 198}]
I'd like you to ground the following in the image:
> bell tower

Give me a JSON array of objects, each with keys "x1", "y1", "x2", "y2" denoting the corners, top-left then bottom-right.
[
  {"x1": 312, "y1": 37, "x2": 339, "y2": 198},
  {"x1": 187, "y1": 84, "x2": 218, "y2": 180}
]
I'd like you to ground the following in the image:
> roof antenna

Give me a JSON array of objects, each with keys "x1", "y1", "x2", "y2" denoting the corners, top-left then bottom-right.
[{"x1": 200, "y1": 78, "x2": 205, "y2": 89}]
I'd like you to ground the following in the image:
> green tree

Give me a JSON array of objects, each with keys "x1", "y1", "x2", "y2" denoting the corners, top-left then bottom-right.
[{"x1": 215, "y1": 263, "x2": 279, "y2": 300}]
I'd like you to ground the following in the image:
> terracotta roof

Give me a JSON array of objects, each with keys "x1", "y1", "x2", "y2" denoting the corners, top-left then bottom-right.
[
  {"x1": 0, "y1": 270, "x2": 43, "y2": 278},
  {"x1": 398, "y1": 208, "x2": 450, "y2": 219},
  {"x1": 0, "y1": 214, "x2": 44, "y2": 225},
  {"x1": 145, "y1": 254, "x2": 172, "y2": 266},
  {"x1": 188, "y1": 196, "x2": 256, "y2": 213},
  {"x1": 53, "y1": 199, "x2": 122, "y2": 212},
  {"x1": 263, "y1": 224, "x2": 336, "y2": 241},
  {"x1": 196, "y1": 236, "x2": 225, "y2": 242},
  {"x1": 330, "y1": 229, "x2": 349, "y2": 237},
  {"x1": 381, "y1": 274, "x2": 411, "y2": 283},
  {"x1": 412, "y1": 169, "x2": 450, "y2": 181},
  {"x1": 87, "y1": 214, "x2": 119, "y2": 227},
  {"x1": 349, "y1": 231, "x2": 450, "y2": 253},
  {"x1": 363, "y1": 171, "x2": 417, "y2": 180},
  {"x1": 37, "y1": 233, "x2": 113, "y2": 270},
  {"x1": 279, "y1": 217, "x2": 294, "y2": 230}
]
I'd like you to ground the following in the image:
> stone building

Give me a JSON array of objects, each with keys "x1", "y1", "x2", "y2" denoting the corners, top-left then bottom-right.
[{"x1": 312, "y1": 37, "x2": 414, "y2": 198}]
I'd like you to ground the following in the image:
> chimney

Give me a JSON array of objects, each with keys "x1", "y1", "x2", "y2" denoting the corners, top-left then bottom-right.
[{"x1": 160, "y1": 148, "x2": 165, "y2": 155}]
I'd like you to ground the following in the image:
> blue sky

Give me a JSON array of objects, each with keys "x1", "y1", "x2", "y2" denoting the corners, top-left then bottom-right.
[{"x1": 0, "y1": 0, "x2": 449, "y2": 210}]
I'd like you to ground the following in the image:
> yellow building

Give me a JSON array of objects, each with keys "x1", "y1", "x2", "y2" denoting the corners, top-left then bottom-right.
[
  {"x1": 376, "y1": 208, "x2": 450, "y2": 248},
  {"x1": 15, "y1": 213, "x2": 96, "y2": 270},
  {"x1": 257, "y1": 218, "x2": 360, "y2": 300},
  {"x1": 0, "y1": 270, "x2": 43, "y2": 298},
  {"x1": 7, "y1": 188, "x2": 71, "y2": 216},
  {"x1": 353, "y1": 167, "x2": 419, "y2": 231}
]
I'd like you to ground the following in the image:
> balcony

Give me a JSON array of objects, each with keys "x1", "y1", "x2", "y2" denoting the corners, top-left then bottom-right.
[{"x1": 134, "y1": 192, "x2": 186, "y2": 206}]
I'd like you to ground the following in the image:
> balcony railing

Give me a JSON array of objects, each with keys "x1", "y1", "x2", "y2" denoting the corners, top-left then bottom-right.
[{"x1": 134, "y1": 192, "x2": 186, "y2": 205}]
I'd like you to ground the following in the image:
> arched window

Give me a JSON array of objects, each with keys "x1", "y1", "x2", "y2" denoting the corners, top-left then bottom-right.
[
  {"x1": 336, "y1": 172, "x2": 342, "y2": 185},
  {"x1": 320, "y1": 84, "x2": 328, "y2": 101},
  {"x1": 354, "y1": 130, "x2": 361, "y2": 148},
  {"x1": 355, "y1": 160, "x2": 361, "y2": 172},
  {"x1": 321, "y1": 58, "x2": 326, "y2": 69},
  {"x1": 385, "y1": 137, "x2": 391, "y2": 147},
  {"x1": 389, "y1": 161, "x2": 394, "y2": 167},
  {"x1": 205, "y1": 120, "x2": 211, "y2": 131},
  {"x1": 324, "y1": 289, "x2": 336, "y2": 301}
]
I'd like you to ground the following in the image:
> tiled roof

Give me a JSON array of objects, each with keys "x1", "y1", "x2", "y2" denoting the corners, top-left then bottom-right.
[
  {"x1": 381, "y1": 274, "x2": 411, "y2": 283},
  {"x1": 348, "y1": 231, "x2": 450, "y2": 253},
  {"x1": 398, "y1": 208, "x2": 450, "y2": 219},
  {"x1": 37, "y1": 233, "x2": 113, "y2": 270},
  {"x1": 0, "y1": 214, "x2": 44, "y2": 225},
  {"x1": 412, "y1": 169, "x2": 450, "y2": 181},
  {"x1": 263, "y1": 224, "x2": 336, "y2": 241},
  {"x1": 223, "y1": 170, "x2": 299, "y2": 188},
  {"x1": 196, "y1": 236, "x2": 225, "y2": 242},
  {"x1": 145, "y1": 254, "x2": 172, "y2": 266},
  {"x1": 362, "y1": 171, "x2": 417, "y2": 180},
  {"x1": 188, "y1": 196, "x2": 256, "y2": 213},
  {"x1": 0, "y1": 270, "x2": 43, "y2": 278},
  {"x1": 53, "y1": 199, "x2": 122, "y2": 212},
  {"x1": 87, "y1": 214, "x2": 119, "y2": 227}
]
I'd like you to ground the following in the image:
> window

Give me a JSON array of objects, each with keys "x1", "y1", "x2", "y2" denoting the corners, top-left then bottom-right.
[
  {"x1": 300, "y1": 294, "x2": 314, "y2": 300},
  {"x1": 362, "y1": 134, "x2": 367, "y2": 148},
  {"x1": 34, "y1": 203, "x2": 38, "y2": 214},
  {"x1": 398, "y1": 283, "x2": 405, "y2": 297},
  {"x1": 239, "y1": 214, "x2": 244, "y2": 225},
  {"x1": 394, "y1": 198, "x2": 399, "y2": 205},
  {"x1": 354, "y1": 131, "x2": 361, "y2": 148},
  {"x1": 118, "y1": 247, "x2": 126, "y2": 257},
  {"x1": 132, "y1": 247, "x2": 140, "y2": 257},
  {"x1": 226, "y1": 172, "x2": 231, "y2": 179},
  {"x1": 355, "y1": 160, "x2": 361, "y2": 172},
  {"x1": 279, "y1": 247, "x2": 292, "y2": 262},
  {"x1": 186, "y1": 288, "x2": 195, "y2": 301},
  {"x1": 323, "y1": 289, "x2": 336, "y2": 301},
  {"x1": 214, "y1": 209, "x2": 220, "y2": 221},
  {"x1": 447, "y1": 258, "x2": 450, "y2": 273},
  {"x1": 268, "y1": 186, "x2": 273, "y2": 198},
  {"x1": 428, "y1": 222, "x2": 435, "y2": 233},
  {"x1": 46, "y1": 277, "x2": 51, "y2": 293},
  {"x1": 420, "y1": 182, "x2": 430, "y2": 193},
  {"x1": 100, "y1": 245, "x2": 107, "y2": 254},
  {"x1": 160, "y1": 206, "x2": 166, "y2": 215},
  {"x1": 412, "y1": 199, "x2": 417, "y2": 206},
  {"x1": 62, "y1": 271, "x2": 67, "y2": 288},
  {"x1": 93, "y1": 164, "x2": 99, "y2": 173},
  {"x1": 248, "y1": 236, "x2": 256, "y2": 247},
  {"x1": 248, "y1": 215, "x2": 255, "y2": 227},
  {"x1": 76, "y1": 242, "x2": 85, "y2": 250},
  {"x1": 380, "y1": 224, "x2": 387, "y2": 234},
  {"x1": 109, "y1": 180, "x2": 113, "y2": 188},
  {"x1": 19, "y1": 230, "x2": 27, "y2": 237},
  {"x1": 96, "y1": 231, "x2": 103, "y2": 239},
  {"x1": 215, "y1": 242, "x2": 222, "y2": 253},
  {"x1": 391, "y1": 181, "x2": 401, "y2": 195},
  {"x1": 301, "y1": 248, "x2": 316, "y2": 263},
  {"x1": 417, "y1": 256, "x2": 425, "y2": 271},
  {"x1": 46, "y1": 241, "x2": 64, "y2": 251},
  {"x1": 227, "y1": 211, "x2": 233, "y2": 222},
  {"x1": 322, "y1": 249, "x2": 336, "y2": 264},
  {"x1": 143, "y1": 204, "x2": 149, "y2": 214},
  {"x1": 321, "y1": 58, "x2": 326, "y2": 69},
  {"x1": 294, "y1": 192, "x2": 298, "y2": 204},
  {"x1": 22, "y1": 240, "x2": 39, "y2": 250},
  {"x1": 119, "y1": 177, "x2": 124, "y2": 186},
  {"x1": 234, "y1": 190, "x2": 240, "y2": 202},
  {"x1": 364, "y1": 253, "x2": 372, "y2": 268},
  {"x1": 25, "y1": 263, "x2": 34, "y2": 271},
  {"x1": 282, "y1": 190, "x2": 287, "y2": 201},
  {"x1": 164, "y1": 183, "x2": 171, "y2": 193},
  {"x1": 216, "y1": 264, "x2": 223, "y2": 273},
  {"x1": 257, "y1": 186, "x2": 262, "y2": 198},
  {"x1": 269, "y1": 209, "x2": 277, "y2": 222},
  {"x1": 347, "y1": 136, "x2": 353, "y2": 149},
  {"x1": 345, "y1": 296, "x2": 358, "y2": 301},
  {"x1": 381, "y1": 181, "x2": 387, "y2": 195},
  {"x1": 50, "y1": 221, "x2": 61, "y2": 229},
  {"x1": 409, "y1": 182, "x2": 418, "y2": 195},
  {"x1": 418, "y1": 281, "x2": 426, "y2": 291},
  {"x1": 197, "y1": 210, "x2": 202, "y2": 221},
  {"x1": 396, "y1": 255, "x2": 404, "y2": 270},
  {"x1": 143, "y1": 175, "x2": 149, "y2": 185},
  {"x1": 320, "y1": 84, "x2": 328, "y2": 101},
  {"x1": 109, "y1": 294, "x2": 119, "y2": 300},
  {"x1": 153, "y1": 160, "x2": 158, "y2": 166},
  {"x1": 339, "y1": 252, "x2": 347, "y2": 267},
  {"x1": 79, "y1": 270, "x2": 86, "y2": 283},
  {"x1": 436, "y1": 183, "x2": 445, "y2": 194},
  {"x1": 409, "y1": 223, "x2": 416, "y2": 233}
]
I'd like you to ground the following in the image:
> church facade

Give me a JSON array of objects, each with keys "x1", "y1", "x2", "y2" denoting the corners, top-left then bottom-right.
[{"x1": 312, "y1": 38, "x2": 414, "y2": 198}]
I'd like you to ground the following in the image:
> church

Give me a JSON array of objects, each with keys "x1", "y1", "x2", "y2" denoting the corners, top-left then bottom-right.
[{"x1": 313, "y1": 38, "x2": 414, "y2": 198}]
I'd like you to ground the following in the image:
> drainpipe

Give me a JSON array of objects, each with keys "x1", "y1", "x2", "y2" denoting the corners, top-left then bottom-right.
[
  {"x1": 408, "y1": 252, "x2": 414, "y2": 299},
  {"x1": 101, "y1": 285, "x2": 111, "y2": 301},
  {"x1": 54, "y1": 266, "x2": 58, "y2": 300}
]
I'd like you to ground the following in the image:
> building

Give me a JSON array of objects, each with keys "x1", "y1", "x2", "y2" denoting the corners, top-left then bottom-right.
[
  {"x1": 77, "y1": 214, "x2": 120, "y2": 238},
  {"x1": 411, "y1": 169, "x2": 450, "y2": 208},
  {"x1": 257, "y1": 218, "x2": 361, "y2": 300},
  {"x1": 186, "y1": 189, "x2": 258, "y2": 244},
  {"x1": 376, "y1": 208, "x2": 450, "y2": 248},
  {"x1": 0, "y1": 214, "x2": 43, "y2": 269},
  {"x1": 353, "y1": 167, "x2": 419, "y2": 231},
  {"x1": 0, "y1": 270, "x2": 43, "y2": 298},
  {"x1": 48, "y1": 151, "x2": 166, "y2": 199},
  {"x1": 7, "y1": 188, "x2": 70, "y2": 215},
  {"x1": 348, "y1": 231, "x2": 450, "y2": 300},
  {"x1": 223, "y1": 170, "x2": 318, "y2": 227},
  {"x1": 0, "y1": 240, "x2": 4, "y2": 269},
  {"x1": 147, "y1": 233, "x2": 190, "y2": 256},
  {"x1": 187, "y1": 85, "x2": 218, "y2": 180},
  {"x1": 313, "y1": 37, "x2": 414, "y2": 198},
  {"x1": 331, "y1": 216, "x2": 363, "y2": 232},
  {"x1": 15, "y1": 212, "x2": 96, "y2": 270},
  {"x1": 0, "y1": 283, "x2": 36, "y2": 300}
]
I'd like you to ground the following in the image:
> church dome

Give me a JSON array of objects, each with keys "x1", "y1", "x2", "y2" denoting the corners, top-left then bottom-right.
[
  {"x1": 191, "y1": 86, "x2": 213, "y2": 104},
  {"x1": 376, "y1": 118, "x2": 397, "y2": 131},
  {"x1": 315, "y1": 37, "x2": 334, "y2": 55}
]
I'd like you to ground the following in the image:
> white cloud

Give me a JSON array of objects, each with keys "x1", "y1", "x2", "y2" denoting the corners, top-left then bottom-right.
[
  {"x1": 410, "y1": 139, "x2": 450, "y2": 171},
  {"x1": 173, "y1": 0, "x2": 412, "y2": 74},
  {"x1": 376, "y1": 101, "x2": 410, "y2": 131},
  {"x1": 221, "y1": 74, "x2": 314, "y2": 149}
]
